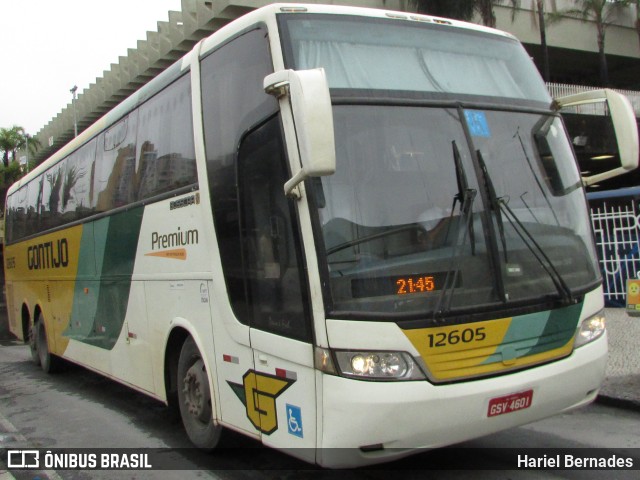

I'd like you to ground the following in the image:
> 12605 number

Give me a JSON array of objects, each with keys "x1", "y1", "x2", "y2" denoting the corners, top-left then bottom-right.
[{"x1": 427, "y1": 327, "x2": 487, "y2": 348}]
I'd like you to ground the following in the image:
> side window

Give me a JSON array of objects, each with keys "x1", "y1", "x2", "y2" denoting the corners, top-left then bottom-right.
[
  {"x1": 136, "y1": 76, "x2": 197, "y2": 200},
  {"x1": 9, "y1": 186, "x2": 28, "y2": 241},
  {"x1": 94, "y1": 112, "x2": 138, "y2": 212},
  {"x1": 41, "y1": 162, "x2": 65, "y2": 231},
  {"x1": 238, "y1": 118, "x2": 311, "y2": 341},
  {"x1": 62, "y1": 139, "x2": 96, "y2": 222},
  {"x1": 201, "y1": 27, "x2": 278, "y2": 324},
  {"x1": 25, "y1": 179, "x2": 41, "y2": 237}
]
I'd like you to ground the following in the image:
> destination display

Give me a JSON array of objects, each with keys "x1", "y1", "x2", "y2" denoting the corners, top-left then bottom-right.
[{"x1": 351, "y1": 271, "x2": 459, "y2": 298}]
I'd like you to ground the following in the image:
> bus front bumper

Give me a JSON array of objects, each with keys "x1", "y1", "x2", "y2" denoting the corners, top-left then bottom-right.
[{"x1": 317, "y1": 333, "x2": 607, "y2": 468}]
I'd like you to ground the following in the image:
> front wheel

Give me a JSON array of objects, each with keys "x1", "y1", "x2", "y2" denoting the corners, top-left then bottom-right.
[{"x1": 177, "y1": 336, "x2": 221, "y2": 449}]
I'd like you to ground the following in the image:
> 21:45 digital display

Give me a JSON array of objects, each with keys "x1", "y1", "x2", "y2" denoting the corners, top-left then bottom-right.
[
  {"x1": 396, "y1": 275, "x2": 435, "y2": 295},
  {"x1": 351, "y1": 271, "x2": 459, "y2": 298}
]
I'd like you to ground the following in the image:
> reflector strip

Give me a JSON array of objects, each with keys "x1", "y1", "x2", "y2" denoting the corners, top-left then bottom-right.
[
  {"x1": 276, "y1": 368, "x2": 297, "y2": 380},
  {"x1": 223, "y1": 354, "x2": 239, "y2": 364}
]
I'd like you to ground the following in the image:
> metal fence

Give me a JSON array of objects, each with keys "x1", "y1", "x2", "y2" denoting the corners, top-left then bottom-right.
[
  {"x1": 547, "y1": 82, "x2": 640, "y2": 117},
  {"x1": 587, "y1": 187, "x2": 640, "y2": 306}
]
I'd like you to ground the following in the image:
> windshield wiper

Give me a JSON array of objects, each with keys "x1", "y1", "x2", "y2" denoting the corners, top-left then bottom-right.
[
  {"x1": 433, "y1": 141, "x2": 477, "y2": 319},
  {"x1": 447, "y1": 141, "x2": 476, "y2": 255},
  {"x1": 499, "y1": 199, "x2": 574, "y2": 304},
  {"x1": 325, "y1": 224, "x2": 419, "y2": 257},
  {"x1": 476, "y1": 151, "x2": 508, "y2": 264},
  {"x1": 476, "y1": 151, "x2": 573, "y2": 304}
]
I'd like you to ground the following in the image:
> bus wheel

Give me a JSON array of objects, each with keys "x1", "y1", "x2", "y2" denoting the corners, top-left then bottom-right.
[
  {"x1": 29, "y1": 322, "x2": 41, "y2": 366},
  {"x1": 177, "y1": 336, "x2": 221, "y2": 450},
  {"x1": 36, "y1": 314, "x2": 61, "y2": 373}
]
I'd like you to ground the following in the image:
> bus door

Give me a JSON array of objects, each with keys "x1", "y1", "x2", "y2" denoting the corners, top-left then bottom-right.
[{"x1": 237, "y1": 116, "x2": 317, "y2": 456}]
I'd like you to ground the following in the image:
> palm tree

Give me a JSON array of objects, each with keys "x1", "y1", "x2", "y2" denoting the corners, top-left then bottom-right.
[
  {"x1": 0, "y1": 126, "x2": 24, "y2": 167},
  {"x1": 509, "y1": 1, "x2": 553, "y2": 81},
  {"x1": 551, "y1": 0, "x2": 632, "y2": 86},
  {"x1": 0, "y1": 126, "x2": 40, "y2": 168},
  {"x1": 476, "y1": 0, "x2": 497, "y2": 27}
]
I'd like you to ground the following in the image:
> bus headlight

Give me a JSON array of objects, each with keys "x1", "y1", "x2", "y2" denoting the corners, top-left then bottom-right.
[
  {"x1": 574, "y1": 310, "x2": 606, "y2": 348},
  {"x1": 333, "y1": 350, "x2": 425, "y2": 381}
]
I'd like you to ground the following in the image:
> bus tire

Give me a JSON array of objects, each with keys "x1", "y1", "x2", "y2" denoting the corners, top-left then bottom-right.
[
  {"x1": 36, "y1": 314, "x2": 61, "y2": 374},
  {"x1": 177, "y1": 336, "x2": 221, "y2": 450},
  {"x1": 29, "y1": 322, "x2": 41, "y2": 366}
]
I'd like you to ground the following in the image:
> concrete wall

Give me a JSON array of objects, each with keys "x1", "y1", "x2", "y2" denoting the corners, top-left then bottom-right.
[
  {"x1": 26, "y1": 0, "x2": 640, "y2": 165},
  {"x1": 494, "y1": 0, "x2": 640, "y2": 58}
]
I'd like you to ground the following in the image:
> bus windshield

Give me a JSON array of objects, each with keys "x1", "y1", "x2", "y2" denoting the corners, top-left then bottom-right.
[
  {"x1": 280, "y1": 14, "x2": 599, "y2": 319},
  {"x1": 279, "y1": 13, "x2": 551, "y2": 104}
]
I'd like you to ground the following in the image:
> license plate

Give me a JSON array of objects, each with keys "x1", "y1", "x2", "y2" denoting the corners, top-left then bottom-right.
[{"x1": 487, "y1": 389, "x2": 533, "y2": 417}]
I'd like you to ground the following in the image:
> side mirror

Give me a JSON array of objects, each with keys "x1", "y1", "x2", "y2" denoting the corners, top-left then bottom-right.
[
  {"x1": 264, "y1": 68, "x2": 336, "y2": 196},
  {"x1": 555, "y1": 89, "x2": 639, "y2": 187}
]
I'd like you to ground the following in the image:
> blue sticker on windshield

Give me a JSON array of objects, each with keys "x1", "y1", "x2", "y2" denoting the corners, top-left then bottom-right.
[{"x1": 465, "y1": 110, "x2": 491, "y2": 138}]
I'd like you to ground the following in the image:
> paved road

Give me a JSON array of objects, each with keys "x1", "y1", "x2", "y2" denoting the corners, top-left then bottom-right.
[
  {"x1": 599, "y1": 308, "x2": 640, "y2": 409},
  {"x1": 0, "y1": 340, "x2": 639, "y2": 479}
]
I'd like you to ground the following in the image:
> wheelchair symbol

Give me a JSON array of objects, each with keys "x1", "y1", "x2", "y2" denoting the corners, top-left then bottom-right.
[{"x1": 286, "y1": 404, "x2": 303, "y2": 438}]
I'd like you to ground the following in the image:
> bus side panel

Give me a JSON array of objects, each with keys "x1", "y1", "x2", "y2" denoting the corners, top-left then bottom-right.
[
  {"x1": 62, "y1": 208, "x2": 144, "y2": 378},
  {"x1": 132, "y1": 193, "x2": 219, "y2": 402},
  {"x1": 3, "y1": 225, "x2": 84, "y2": 353}
]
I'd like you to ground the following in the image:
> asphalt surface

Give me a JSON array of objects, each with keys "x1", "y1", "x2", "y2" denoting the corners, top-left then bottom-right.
[
  {"x1": 0, "y1": 305, "x2": 638, "y2": 411},
  {"x1": 598, "y1": 307, "x2": 640, "y2": 411},
  {"x1": 0, "y1": 306, "x2": 638, "y2": 480}
]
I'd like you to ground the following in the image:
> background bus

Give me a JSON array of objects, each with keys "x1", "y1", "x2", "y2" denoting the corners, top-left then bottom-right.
[{"x1": 3, "y1": 4, "x2": 638, "y2": 468}]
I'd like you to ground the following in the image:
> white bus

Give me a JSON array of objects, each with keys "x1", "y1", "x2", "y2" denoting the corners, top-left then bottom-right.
[{"x1": 4, "y1": 3, "x2": 638, "y2": 468}]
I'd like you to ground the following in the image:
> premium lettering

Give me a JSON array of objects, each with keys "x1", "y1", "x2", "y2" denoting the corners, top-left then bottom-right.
[
  {"x1": 151, "y1": 227, "x2": 199, "y2": 250},
  {"x1": 28, "y1": 239, "x2": 69, "y2": 270}
]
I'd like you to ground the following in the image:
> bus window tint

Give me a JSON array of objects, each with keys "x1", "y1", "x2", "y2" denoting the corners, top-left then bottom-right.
[
  {"x1": 41, "y1": 162, "x2": 65, "y2": 231},
  {"x1": 238, "y1": 117, "x2": 311, "y2": 341},
  {"x1": 94, "y1": 112, "x2": 138, "y2": 212},
  {"x1": 136, "y1": 76, "x2": 197, "y2": 200},
  {"x1": 61, "y1": 139, "x2": 96, "y2": 221},
  {"x1": 9, "y1": 185, "x2": 28, "y2": 241},
  {"x1": 280, "y1": 14, "x2": 550, "y2": 104},
  {"x1": 201, "y1": 27, "x2": 277, "y2": 325},
  {"x1": 25, "y1": 178, "x2": 41, "y2": 237}
]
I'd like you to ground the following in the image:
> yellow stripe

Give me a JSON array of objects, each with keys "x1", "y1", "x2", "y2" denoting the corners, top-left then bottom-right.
[{"x1": 403, "y1": 316, "x2": 574, "y2": 381}]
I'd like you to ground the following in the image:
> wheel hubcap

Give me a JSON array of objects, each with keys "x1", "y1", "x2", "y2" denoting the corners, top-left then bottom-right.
[{"x1": 182, "y1": 359, "x2": 211, "y2": 423}]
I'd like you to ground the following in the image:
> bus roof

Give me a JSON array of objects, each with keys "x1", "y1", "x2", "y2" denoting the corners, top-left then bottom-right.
[{"x1": 8, "y1": 3, "x2": 516, "y2": 198}]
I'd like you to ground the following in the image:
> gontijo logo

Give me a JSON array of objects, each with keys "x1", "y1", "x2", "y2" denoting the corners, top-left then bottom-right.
[{"x1": 27, "y1": 238, "x2": 69, "y2": 270}]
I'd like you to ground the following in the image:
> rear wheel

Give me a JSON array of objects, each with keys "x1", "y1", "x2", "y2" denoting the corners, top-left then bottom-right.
[
  {"x1": 177, "y1": 336, "x2": 221, "y2": 449},
  {"x1": 36, "y1": 314, "x2": 61, "y2": 373},
  {"x1": 29, "y1": 322, "x2": 41, "y2": 366}
]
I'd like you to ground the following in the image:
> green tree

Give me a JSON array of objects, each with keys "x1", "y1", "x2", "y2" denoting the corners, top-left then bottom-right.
[
  {"x1": 510, "y1": 1, "x2": 553, "y2": 81},
  {"x1": 534, "y1": 0, "x2": 551, "y2": 82},
  {"x1": 0, "y1": 126, "x2": 24, "y2": 167},
  {"x1": 0, "y1": 125, "x2": 40, "y2": 169},
  {"x1": 477, "y1": 0, "x2": 497, "y2": 27},
  {"x1": 0, "y1": 161, "x2": 25, "y2": 187},
  {"x1": 551, "y1": 0, "x2": 632, "y2": 86}
]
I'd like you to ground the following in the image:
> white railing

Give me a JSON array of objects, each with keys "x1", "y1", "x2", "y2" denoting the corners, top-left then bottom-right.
[{"x1": 589, "y1": 191, "x2": 640, "y2": 305}]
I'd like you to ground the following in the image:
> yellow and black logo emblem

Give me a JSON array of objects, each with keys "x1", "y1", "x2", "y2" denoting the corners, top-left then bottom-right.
[{"x1": 227, "y1": 370, "x2": 294, "y2": 435}]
